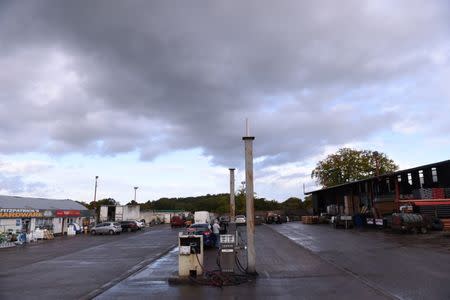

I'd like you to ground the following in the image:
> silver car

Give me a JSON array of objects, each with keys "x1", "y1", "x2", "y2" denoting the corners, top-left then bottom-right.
[
  {"x1": 90, "y1": 222, "x2": 122, "y2": 235},
  {"x1": 235, "y1": 215, "x2": 246, "y2": 224}
]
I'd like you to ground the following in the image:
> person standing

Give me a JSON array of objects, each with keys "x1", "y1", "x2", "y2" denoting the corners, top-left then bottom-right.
[{"x1": 212, "y1": 220, "x2": 221, "y2": 248}]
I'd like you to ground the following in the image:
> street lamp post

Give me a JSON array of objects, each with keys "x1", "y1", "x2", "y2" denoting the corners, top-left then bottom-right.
[
  {"x1": 91, "y1": 176, "x2": 99, "y2": 230},
  {"x1": 93, "y1": 176, "x2": 99, "y2": 202},
  {"x1": 134, "y1": 186, "x2": 139, "y2": 202}
]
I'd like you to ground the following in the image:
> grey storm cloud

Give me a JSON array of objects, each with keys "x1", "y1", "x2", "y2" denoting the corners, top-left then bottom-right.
[
  {"x1": 0, "y1": 1, "x2": 449, "y2": 167},
  {"x1": 0, "y1": 174, "x2": 46, "y2": 194}
]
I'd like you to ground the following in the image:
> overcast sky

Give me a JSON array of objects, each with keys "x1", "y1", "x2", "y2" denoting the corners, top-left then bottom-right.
[{"x1": 0, "y1": 1, "x2": 449, "y2": 203}]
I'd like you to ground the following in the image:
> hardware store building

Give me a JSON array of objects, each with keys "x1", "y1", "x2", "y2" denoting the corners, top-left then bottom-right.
[{"x1": 0, "y1": 195, "x2": 91, "y2": 235}]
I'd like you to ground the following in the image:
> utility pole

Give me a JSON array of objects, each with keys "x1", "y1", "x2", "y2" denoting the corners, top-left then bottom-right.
[
  {"x1": 93, "y1": 176, "x2": 99, "y2": 202},
  {"x1": 243, "y1": 119, "x2": 256, "y2": 274},
  {"x1": 134, "y1": 186, "x2": 139, "y2": 202},
  {"x1": 229, "y1": 168, "x2": 236, "y2": 221}
]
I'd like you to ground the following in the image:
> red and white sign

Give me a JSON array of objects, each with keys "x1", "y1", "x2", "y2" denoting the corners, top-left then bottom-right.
[{"x1": 55, "y1": 210, "x2": 80, "y2": 217}]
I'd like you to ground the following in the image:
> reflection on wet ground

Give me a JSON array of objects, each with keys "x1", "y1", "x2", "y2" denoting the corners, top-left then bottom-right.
[
  {"x1": 95, "y1": 247, "x2": 178, "y2": 299},
  {"x1": 0, "y1": 225, "x2": 178, "y2": 300},
  {"x1": 273, "y1": 222, "x2": 450, "y2": 254},
  {"x1": 95, "y1": 223, "x2": 450, "y2": 299},
  {"x1": 270, "y1": 222, "x2": 450, "y2": 300},
  {"x1": 96, "y1": 225, "x2": 391, "y2": 299}
]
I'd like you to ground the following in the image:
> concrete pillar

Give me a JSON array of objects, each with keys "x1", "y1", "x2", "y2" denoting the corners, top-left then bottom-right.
[
  {"x1": 134, "y1": 186, "x2": 138, "y2": 202},
  {"x1": 243, "y1": 136, "x2": 256, "y2": 274},
  {"x1": 93, "y1": 176, "x2": 99, "y2": 202},
  {"x1": 229, "y1": 168, "x2": 236, "y2": 221}
]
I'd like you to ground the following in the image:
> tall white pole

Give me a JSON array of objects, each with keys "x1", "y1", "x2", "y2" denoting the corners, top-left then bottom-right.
[
  {"x1": 229, "y1": 168, "x2": 236, "y2": 221},
  {"x1": 94, "y1": 176, "x2": 99, "y2": 202},
  {"x1": 134, "y1": 186, "x2": 138, "y2": 202},
  {"x1": 243, "y1": 135, "x2": 256, "y2": 274}
]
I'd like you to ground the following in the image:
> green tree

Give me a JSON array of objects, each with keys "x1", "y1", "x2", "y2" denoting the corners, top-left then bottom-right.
[
  {"x1": 80, "y1": 198, "x2": 117, "y2": 210},
  {"x1": 235, "y1": 189, "x2": 246, "y2": 214},
  {"x1": 302, "y1": 195, "x2": 312, "y2": 210},
  {"x1": 281, "y1": 197, "x2": 302, "y2": 211},
  {"x1": 311, "y1": 148, "x2": 398, "y2": 187}
]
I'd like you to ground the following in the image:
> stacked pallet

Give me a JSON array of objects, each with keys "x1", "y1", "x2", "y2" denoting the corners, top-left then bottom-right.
[
  {"x1": 43, "y1": 230, "x2": 54, "y2": 240},
  {"x1": 302, "y1": 216, "x2": 319, "y2": 224},
  {"x1": 442, "y1": 219, "x2": 450, "y2": 231},
  {"x1": 432, "y1": 188, "x2": 445, "y2": 199}
]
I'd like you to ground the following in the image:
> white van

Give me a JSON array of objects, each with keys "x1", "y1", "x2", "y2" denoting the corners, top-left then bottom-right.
[{"x1": 194, "y1": 211, "x2": 211, "y2": 224}]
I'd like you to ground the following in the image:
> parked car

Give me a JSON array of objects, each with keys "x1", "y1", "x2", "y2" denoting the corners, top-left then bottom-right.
[
  {"x1": 255, "y1": 216, "x2": 264, "y2": 225},
  {"x1": 279, "y1": 215, "x2": 288, "y2": 223},
  {"x1": 134, "y1": 220, "x2": 145, "y2": 229},
  {"x1": 186, "y1": 223, "x2": 215, "y2": 248},
  {"x1": 219, "y1": 216, "x2": 230, "y2": 224},
  {"x1": 171, "y1": 215, "x2": 185, "y2": 228},
  {"x1": 235, "y1": 215, "x2": 246, "y2": 225},
  {"x1": 120, "y1": 220, "x2": 140, "y2": 232},
  {"x1": 90, "y1": 222, "x2": 122, "y2": 235},
  {"x1": 266, "y1": 213, "x2": 282, "y2": 224}
]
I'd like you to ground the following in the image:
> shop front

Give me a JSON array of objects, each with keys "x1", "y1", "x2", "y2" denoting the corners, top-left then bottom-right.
[
  {"x1": 0, "y1": 208, "x2": 47, "y2": 234},
  {"x1": 54, "y1": 210, "x2": 83, "y2": 234},
  {"x1": 0, "y1": 196, "x2": 92, "y2": 236}
]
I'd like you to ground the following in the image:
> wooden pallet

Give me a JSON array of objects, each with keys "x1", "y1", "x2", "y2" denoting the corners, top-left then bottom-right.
[
  {"x1": 442, "y1": 218, "x2": 450, "y2": 231},
  {"x1": 43, "y1": 230, "x2": 54, "y2": 240},
  {"x1": 302, "y1": 216, "x2": 319, "y2": 224}
]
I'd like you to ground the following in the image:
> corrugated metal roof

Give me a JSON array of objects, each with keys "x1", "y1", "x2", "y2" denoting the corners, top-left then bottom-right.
[
  {"x1": 0, "y1": 195, "x2": 88, "y2": 210},
  {"x1": 305, "y1": 159, "x2": 450, "y2": 195}
]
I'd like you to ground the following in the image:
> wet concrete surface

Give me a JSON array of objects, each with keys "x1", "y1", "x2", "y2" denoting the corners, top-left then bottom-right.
[
  {"x1": 97, "y1": 225, "x2": 390, "y2": 299},
  {"x1": 0, "y1": 225, "x2": 179, "y2": 299},
  {"x1": 270, "y1": 223, "x2": 450, "y2": 300},
  {"x1": 95, "y1": 247, "x2": 179, "y2": 299},
  {"x1": 3, "y1": 223, "x2": 448, "y2": 299}
]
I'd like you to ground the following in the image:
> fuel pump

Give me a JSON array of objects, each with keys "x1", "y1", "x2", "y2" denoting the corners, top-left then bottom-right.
[
  {"x1": 219, "y1": 233, "x2": 236, "y2": 273},
  {"x1": 178, "y1": 232, "x2": 203, "y2": 277}
]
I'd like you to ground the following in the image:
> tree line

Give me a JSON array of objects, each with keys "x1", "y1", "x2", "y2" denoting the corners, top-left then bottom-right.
[{"x1": 77, "y1": 192, "x2": 312, "y2": 215}]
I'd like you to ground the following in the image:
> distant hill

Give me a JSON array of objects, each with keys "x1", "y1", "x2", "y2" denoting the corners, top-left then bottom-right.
[
  {"x1": 79, "y1": 193, "x2": 312, "y2": 215},
  {"x1": 137, "y1": 193, "x2": 282, "y2": 214}
]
